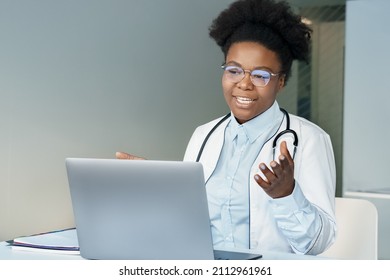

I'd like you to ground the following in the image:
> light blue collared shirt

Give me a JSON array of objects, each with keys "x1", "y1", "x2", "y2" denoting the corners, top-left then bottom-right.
[{"x1": 206, "y1": 103, "x2": 281, "y2": 249}]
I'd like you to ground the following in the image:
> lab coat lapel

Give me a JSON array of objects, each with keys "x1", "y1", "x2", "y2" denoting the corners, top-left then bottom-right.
[{"x1": 199, "y1": 122, "x2": 227, "y2": 182}]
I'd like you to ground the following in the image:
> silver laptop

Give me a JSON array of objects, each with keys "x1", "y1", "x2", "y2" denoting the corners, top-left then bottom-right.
[{"x1": 65, "y1": 158, "x2": 262, "y2": 260}]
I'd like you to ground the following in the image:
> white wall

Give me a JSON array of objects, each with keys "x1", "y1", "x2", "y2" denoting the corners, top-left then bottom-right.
[
  {"x1": 343, "y1": 0, "x2": 390, "y2": 193},
  {"x1": 0, "y1": 0, "x2": 234, "y2": 241},
  {"x1": 343, "y1": 0, "x2": 390, "y2": 259}
]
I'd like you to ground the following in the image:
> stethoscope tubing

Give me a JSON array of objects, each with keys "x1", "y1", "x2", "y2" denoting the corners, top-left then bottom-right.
[
  {"x1": 272, "y1": 108, "x2": 298, "y2": 160},
  {"x1": 196, "y1": 108, "x2": 298, "y2": 162}
]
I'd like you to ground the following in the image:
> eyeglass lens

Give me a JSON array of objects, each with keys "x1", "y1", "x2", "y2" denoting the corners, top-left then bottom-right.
[{"x1": 223, "y1": 65, "x2": 272, "y2": 87}]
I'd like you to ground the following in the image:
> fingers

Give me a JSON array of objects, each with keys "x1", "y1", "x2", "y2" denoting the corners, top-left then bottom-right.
[
  {"x1": 254, "y1": 141, "x2": 295, "y2": 198},
  {"x1": 255, "y1": 161, "x2": 283, "y2": 187},
  {"x1": 255, "y1": 160, "x2": 294, "y2": 198},
  {"x1": 254, "y1": 172, "x2": 270, "y2": 188},
  {"x1": 115, "y1": 152, "x2": 145, "y2": 160},
  {"x1": 279, "y1": 141, "x2": 293, "y2": 163},
  {"x1": 279, "y1": 141, "x2": 294, "y2": 174},
  {"x1": 254, "y1": 163, "x2": 275, "y2": 187}
]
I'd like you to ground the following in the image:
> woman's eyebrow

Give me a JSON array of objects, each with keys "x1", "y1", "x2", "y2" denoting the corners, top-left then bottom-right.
[
  {"x1": 225, "y1": 61, "x2": 275, "y2": 72},
  {"x1": 224, "y1": 60, "x2": 241, "y2": 66}
]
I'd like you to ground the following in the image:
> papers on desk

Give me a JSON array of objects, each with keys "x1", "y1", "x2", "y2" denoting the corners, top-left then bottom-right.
[{"x1": 8, "y1": 228, "x2": 80, "y2": 255}]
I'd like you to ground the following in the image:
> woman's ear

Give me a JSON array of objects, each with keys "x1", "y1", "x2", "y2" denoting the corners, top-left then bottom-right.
[{"x1": 278, "y1": 75, "x2": 286, "y2": 91}]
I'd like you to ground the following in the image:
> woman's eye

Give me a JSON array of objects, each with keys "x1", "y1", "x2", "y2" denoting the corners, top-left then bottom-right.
[
  {"x1": 228, "y1": 69, "x2": 241, "y2": 75},
  {"x1": 253, "y1": 74, "x2": 264, "y2": 79},
  {"x1": 252, "y1": 71, "x2": 269, "y2": 80}
]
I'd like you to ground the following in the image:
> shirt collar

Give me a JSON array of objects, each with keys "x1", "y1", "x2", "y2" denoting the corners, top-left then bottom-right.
[{"x1": 229, "y1": 101, "x2": 282, "y2": 144}]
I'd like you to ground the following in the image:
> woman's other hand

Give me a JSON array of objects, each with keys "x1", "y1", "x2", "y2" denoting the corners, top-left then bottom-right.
[{"x1": 115, "y1": 152, "x2": 145, "y2": 160}]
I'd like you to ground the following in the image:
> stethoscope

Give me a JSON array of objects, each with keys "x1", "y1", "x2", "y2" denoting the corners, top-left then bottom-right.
[{"x1": 196, "y1": 108, "x2": 298, "y2": 162}]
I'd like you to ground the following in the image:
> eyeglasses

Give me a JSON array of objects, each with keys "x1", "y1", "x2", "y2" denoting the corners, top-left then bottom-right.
[{"x1": 221, "y1": 64, "x2": 281, "y2": 87}]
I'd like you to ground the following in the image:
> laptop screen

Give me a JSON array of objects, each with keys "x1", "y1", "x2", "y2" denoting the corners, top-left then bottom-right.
[{"x1": 66, "y1": 158, "x2": 215, "y2": 260}]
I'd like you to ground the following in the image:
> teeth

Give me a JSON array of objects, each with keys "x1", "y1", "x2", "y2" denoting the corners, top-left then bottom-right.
[{"x1": 236, "y1": 96, "x2": 254, "y2": 104}]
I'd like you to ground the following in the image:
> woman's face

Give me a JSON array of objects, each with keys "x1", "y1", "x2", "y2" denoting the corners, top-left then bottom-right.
[{"x1": 222, "y1": 41, "x2": 285, "y2": 124}]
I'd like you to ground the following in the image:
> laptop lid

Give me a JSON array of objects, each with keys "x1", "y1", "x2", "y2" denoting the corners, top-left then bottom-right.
[{"x1": 66, "y1": 158, "x2": 215, "y2": 260}]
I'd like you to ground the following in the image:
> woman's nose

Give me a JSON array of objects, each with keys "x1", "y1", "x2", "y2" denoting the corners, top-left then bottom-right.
[{"x1": 237, "y1": 72, "x2": 254, "y2": 90}]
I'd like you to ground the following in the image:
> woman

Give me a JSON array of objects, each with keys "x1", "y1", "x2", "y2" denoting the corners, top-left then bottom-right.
[{"x1": 118, "y1": 0, "x2": 336, "y2": 255}]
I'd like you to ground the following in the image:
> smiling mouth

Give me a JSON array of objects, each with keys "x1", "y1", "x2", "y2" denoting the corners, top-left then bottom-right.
[{"x1": 235, "y1": 96, "x2": 255, "y2": 105}]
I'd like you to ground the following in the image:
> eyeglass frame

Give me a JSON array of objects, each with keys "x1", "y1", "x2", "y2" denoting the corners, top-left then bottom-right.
[{"x1": 221, "y1": 64, "x2": 282, "y2": 87}]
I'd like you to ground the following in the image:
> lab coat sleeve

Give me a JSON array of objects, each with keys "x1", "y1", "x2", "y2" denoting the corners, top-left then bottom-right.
[{"x1": 269, "y1": 129, "x2": 336, "y2": 255}]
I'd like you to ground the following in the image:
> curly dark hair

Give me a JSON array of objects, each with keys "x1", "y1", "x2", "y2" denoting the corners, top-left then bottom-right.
[{"x1": 209, "y1": 0, "x2": 312, "y2": 82}]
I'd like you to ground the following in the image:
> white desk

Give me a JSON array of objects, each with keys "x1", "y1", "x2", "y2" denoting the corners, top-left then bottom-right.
[
  {"x1": 0, "y1": 228, "x2": 327, "y2": 260},
  {"x1": 0, "y1": 241, "x2": 325, "y2": 260},
  {"x1": 0, "y1": 244, "x2": 325, "y2": 260}
]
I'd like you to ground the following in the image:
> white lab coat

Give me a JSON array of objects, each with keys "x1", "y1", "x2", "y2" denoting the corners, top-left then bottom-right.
[{"x1": 184, "y1": 109, "x2": 336, "y2": 255}]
